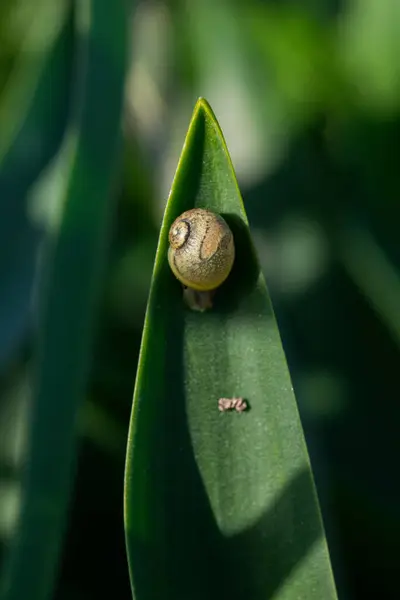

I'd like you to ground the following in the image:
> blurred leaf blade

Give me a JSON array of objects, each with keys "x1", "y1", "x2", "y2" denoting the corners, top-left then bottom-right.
[
  {"x1": 0, "y1": 6, "x2": 74, "y2": 372},
  {"x1": 0, "y1": 0, "x2": 69, "y2": 163},
  {"x1": 1, "y1": 1, "x2": 129, "y2": 599},
  {"x1": 124, "y1": 98, "x2": 337, "y2": 599}
]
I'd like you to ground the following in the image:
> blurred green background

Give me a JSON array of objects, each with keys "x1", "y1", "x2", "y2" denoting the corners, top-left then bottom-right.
[{"x1": 1, "y1": 0, "x2": 400, "y2": 598}]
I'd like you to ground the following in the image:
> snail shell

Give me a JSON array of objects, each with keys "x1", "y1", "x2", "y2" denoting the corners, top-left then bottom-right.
[{"x1": 168, "y1": 208, "x2": 235, "y2": 292}]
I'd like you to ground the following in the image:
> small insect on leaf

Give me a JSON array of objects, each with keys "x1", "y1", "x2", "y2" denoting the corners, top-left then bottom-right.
[{"x1": 218, "y1": 397, "x2": 248, "y2": 412}]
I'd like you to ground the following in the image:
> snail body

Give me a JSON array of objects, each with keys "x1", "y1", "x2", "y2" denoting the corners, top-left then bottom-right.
[{"x1": 168, "y1": 208, "x2": 235, "y2": 292}]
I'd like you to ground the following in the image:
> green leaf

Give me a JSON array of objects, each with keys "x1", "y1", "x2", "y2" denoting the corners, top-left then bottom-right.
[
  {"x1": 0, "y1": 2, "x2": 128, "y2": 599},
  {"x1": 124, "y1": 98, "x2": 337, "y2": 599},
  {"x1": 0, "y1": 0, "x2": 69, "y2": 163},
  {"x1": 0, "y1": 6, "x2": 73, "y2": 369}
]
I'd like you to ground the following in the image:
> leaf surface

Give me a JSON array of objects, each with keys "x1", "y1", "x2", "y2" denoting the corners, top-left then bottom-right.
[{"x1": 124, "y1": 98, "x2": 337, "y2": 600}]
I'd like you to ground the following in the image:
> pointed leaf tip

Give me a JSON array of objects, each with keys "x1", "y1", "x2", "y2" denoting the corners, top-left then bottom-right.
[{"x1": 124, "y1": 92, "x2": 337, "y2": 600}]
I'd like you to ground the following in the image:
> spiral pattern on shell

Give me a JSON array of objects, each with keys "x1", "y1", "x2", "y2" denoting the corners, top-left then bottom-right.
[{"x1": 168, "y1": 208, "x2": 235, "y2": 292}]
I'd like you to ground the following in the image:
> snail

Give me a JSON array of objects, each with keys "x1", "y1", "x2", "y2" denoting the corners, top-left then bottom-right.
[{"x1": 168, "y1": 208, "x2": 235, "y2": 311}]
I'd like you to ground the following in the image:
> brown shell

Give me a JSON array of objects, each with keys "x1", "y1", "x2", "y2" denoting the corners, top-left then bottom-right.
[{"x1": 168, "y1": 208, "x2": 235, "y2": 292}]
